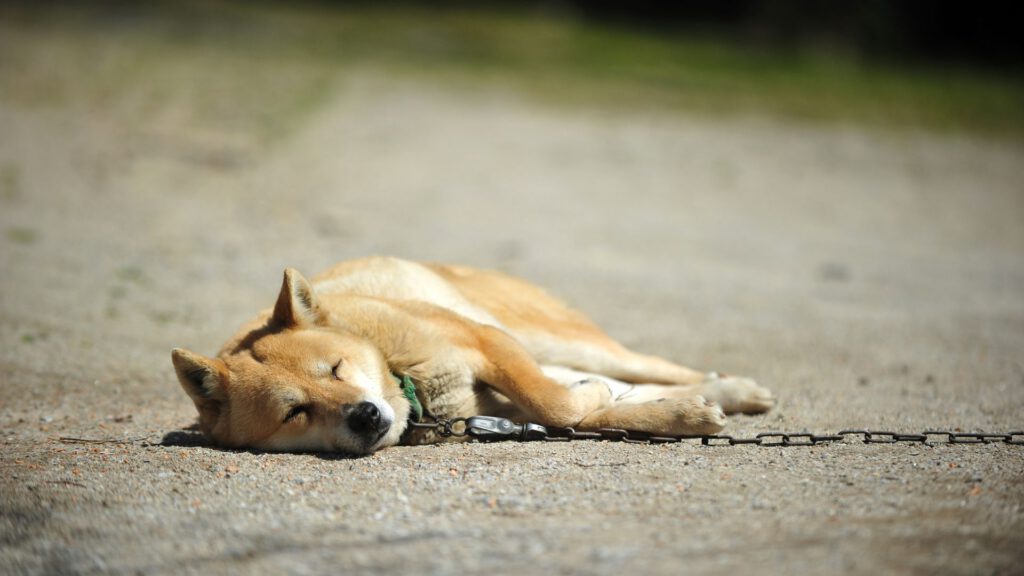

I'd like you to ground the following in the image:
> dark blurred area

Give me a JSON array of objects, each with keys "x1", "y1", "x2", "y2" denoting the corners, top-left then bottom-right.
[
  {"x1": 568, "y1": 0, "x2": 1023, "y2": 70},
  {"x1": 340, "y1": 0, "x2": 1024, "y2": 70}
]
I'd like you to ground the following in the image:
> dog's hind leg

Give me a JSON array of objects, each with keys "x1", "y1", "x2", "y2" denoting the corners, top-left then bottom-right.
[
  {"x1": 430, "y1": 262, "x2": 771, "y2": 412},
  {"x1": 430, "y1": 263, "x2": 708, "y2": 385},
  {"x1": 525, "y1": 334, "x2": 706, "y2": 385},
  {"x1": 541, "y1": 366, "x2": 773, "y2": 415},
  {"x1": 525, "y1": 334, "x2": 774, "y2": 414}
]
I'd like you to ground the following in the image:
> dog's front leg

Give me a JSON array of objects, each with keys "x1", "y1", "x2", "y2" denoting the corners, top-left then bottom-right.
[
  {"x1": 474, "y1": 326, "x2": 612, "y2": 428},
  {"x1": 576, "y1": 397, "x2": 726, "y2": 436}
]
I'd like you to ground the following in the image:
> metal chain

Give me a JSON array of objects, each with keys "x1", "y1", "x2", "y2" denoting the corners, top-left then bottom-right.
[{"x1": 407, "y1": 416, "x2": 1024, "y2": 446}]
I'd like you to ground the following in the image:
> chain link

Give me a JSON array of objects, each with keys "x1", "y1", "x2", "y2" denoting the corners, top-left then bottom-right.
[{"x1": 408, "y1": 416, "x2": 1024, "y2": 447}]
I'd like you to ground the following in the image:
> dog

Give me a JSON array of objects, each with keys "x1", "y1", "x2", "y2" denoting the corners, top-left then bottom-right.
[{"x1": 172, "y1": 257, "x2": 773, "y2": 454}]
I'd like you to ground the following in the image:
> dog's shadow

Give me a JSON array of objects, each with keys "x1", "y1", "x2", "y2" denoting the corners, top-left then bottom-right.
[
  {"x1": 159, "y1": 423, "x2": 365, "y2": 460},
  {"x1": 160, "y1": 423, "x2": 208, "y2": 447}
]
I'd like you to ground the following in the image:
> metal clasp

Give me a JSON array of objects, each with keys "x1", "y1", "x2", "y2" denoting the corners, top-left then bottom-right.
[{"x1": 464, "y1": 416, "x2": 547, "y2": 441}]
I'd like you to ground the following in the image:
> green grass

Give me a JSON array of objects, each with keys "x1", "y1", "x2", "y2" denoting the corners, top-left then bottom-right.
[
  {"x1": 6, "y1": 227, "x2": 37, "y2": 244},
  {"x1": 1, "y1": 1, "x2": 1021, "y2": 143}
]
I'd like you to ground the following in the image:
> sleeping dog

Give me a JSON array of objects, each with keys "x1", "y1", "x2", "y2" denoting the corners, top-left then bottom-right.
[{"x1": 172, "y1": 257, "x2": 773, "y2": 454}]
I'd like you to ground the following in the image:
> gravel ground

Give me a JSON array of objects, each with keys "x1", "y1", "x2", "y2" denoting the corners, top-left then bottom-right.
[{"x1": 2, "y1": 73, "x2": 1023, "y2": 575}]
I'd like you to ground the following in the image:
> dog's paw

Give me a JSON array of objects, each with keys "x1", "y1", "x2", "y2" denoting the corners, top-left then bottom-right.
[
  {"x1": 699, "y1": 374, "x2": 774, "y2": 415},
  {"x1": 627, "y1": 395, "x2": 726, "y2": 436},
  {"x1": 665, "y1": 395, "x2": 726, "y2": 436}
]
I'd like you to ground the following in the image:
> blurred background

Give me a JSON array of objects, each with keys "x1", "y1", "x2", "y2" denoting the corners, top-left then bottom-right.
[{"x1": 3, "y1": 1, "x2": 1022, "y2": 142}]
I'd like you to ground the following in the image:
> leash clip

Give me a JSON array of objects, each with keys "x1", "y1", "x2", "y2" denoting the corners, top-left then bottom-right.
[{"x1": 465, "y1": 416, "x2": 547, "y2": 441}]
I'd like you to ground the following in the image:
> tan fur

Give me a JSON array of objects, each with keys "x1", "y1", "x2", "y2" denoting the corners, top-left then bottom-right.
[{"x1": 172, "y1": 256, "x2": 773, "y2": 454}]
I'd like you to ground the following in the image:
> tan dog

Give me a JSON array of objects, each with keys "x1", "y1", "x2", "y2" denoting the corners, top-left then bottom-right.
[{"x1": 172, "y1": 257, "x2": 773, "y2": 454}]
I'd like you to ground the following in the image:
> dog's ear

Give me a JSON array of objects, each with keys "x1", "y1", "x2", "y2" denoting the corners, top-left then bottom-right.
[
  {"x1": 171, "y1": 348, "x2": 228, "y2": 406},
  {"x1": 271, "y1": 268, "x2": 326, "y2": 327}
]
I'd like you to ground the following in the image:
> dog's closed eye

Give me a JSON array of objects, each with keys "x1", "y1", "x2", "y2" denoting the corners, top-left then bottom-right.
[{"x1": 283, "y1": 405, "x2": 310, "y2": 423}]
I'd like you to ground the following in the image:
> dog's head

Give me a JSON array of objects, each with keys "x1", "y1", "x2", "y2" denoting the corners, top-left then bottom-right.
[{"x1": 171, "y1": 269, "x2": 410, "y2": 455}]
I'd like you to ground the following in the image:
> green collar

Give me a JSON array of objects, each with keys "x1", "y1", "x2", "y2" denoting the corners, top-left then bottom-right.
[{"x1": 394, "y1": 373, "x2": 423, "y2": 423}]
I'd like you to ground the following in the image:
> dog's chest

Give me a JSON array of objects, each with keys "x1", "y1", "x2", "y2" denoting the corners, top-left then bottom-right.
[
  {"x1": 416, "y1": 367, "x2": 479, "y2": 419},
  {"x1": 401, "y1": 363, "x2": 483, "y2": 445}
]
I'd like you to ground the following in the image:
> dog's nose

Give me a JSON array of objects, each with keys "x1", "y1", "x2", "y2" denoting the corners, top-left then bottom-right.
[{"x1": 348, "y1": 401, "x2": 384, "y2": 435}]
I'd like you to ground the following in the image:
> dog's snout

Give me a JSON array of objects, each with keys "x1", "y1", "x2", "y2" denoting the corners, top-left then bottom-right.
[{"x1": 348, "y1": 401, "x2": 386, "y2": 435}]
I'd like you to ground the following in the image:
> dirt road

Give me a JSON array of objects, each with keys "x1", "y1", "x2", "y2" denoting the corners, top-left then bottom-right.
[{"x1": 2, "y1": 72, "x2": 1023, "y2": 574}]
